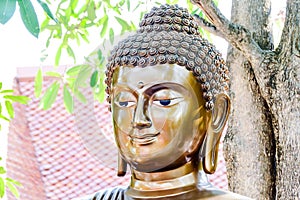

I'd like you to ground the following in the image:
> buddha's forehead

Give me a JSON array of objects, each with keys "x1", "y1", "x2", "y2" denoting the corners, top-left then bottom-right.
[{"x1": 112, "y1": 64, "x2": 198, "y2": 89}]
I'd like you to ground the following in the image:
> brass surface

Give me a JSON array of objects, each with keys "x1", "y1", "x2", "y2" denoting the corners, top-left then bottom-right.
[
  {"x1": 108, "y1": 64, "x2": 243, "y2": 199},
  {"x1": 84, "y1": 3, "x2": 252, "y2": 200},
  {"x1": 112, "y1": 64, "x2": 209, "y2": 174}
]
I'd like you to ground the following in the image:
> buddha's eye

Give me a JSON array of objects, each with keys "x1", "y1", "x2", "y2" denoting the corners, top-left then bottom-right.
[
  {"x1": 114, "y1": 91, "x2": 136, "y2": 108},
  {"x1": 158, "y1": 99, "x2": 171, "y2": 106},
  {"x1": 153, "y1": 98, "x2": 182, "y2": 107},
  {"x1": 116, "y1": 101, "x2": 136, "y2": 108},
  {"x1": 152, "y1": 89, "x2": 184, "y2": 107}
]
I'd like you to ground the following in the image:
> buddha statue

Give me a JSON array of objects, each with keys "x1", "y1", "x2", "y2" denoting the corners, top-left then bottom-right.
[{"x1": 79, "y1": 4, "x2": 251, "y2": 200}]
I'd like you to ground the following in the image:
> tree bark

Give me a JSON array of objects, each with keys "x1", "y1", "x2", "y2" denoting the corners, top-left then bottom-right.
[
  {"x1": 192, "y1": 0, "x2": 300, "y2": 199},
  {"x1": 225, "y1": 0, "x2": 276, "y2": 199}
]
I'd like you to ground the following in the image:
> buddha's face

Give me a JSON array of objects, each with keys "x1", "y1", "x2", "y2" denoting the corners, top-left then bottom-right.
[{"x1": 111, "y1": 64, "x2": 209, "y2": 172}]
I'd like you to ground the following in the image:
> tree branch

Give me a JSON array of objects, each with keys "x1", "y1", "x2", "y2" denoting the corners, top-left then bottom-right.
[
  {"x1": 191, "y1": 0, "x2": 265, "y2": 67},
  {"x1": 277, "y1": 0, "x2": 300, "y2": 60},
  {"x1": 193, "y1": 14, "x2": 224, "y2": 38}
]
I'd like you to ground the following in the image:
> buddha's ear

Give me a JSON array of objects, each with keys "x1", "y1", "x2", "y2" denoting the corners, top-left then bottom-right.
[{"x1": 202, "y1": 93, "x2": 230, "y2": 174}]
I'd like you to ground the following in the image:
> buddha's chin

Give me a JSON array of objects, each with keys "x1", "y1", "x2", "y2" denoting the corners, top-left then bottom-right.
[
  {"x1": 124, "y1": 150, "x2": 187, "y2": 173},
  {"x1": 129, "y1": 161, "x2": 167, "y2": 173},
  {"x1": 129, "y1": 156, "x2": 189, "y2": 173}
]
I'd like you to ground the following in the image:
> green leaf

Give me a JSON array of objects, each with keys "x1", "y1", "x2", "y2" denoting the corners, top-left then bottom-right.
[
  {"x1": 186, "y1": 0, "x2": 194, "y2": 12},
  {"x1": 87, "y1": 1, "x2": 96, "y2": 21},
  {"x1": 0, "y1": 167, "x2": 6, "y2": 174},
  {"x1": 100, "y1": 15, "x2": 108, "y2": 38},
  {"x1": 40, "y1": 49, "x2": 48, "y2": 62},
  {"x1": 4, "y1": 95, "x2": 30, "y2": 104},
  {"x1": 119, "y1": 0, "x2": 125, "y2": 6},
  {"x1": 71, "y1": 0, "x2": 79, "y2": 10},
  {"x1": 6, "y1": 181, "x2": 20, "y2": 198},
  {"x1": 115, "y1": 16, "x2": 131, "y2": 33},
  {"x1": 46, "y1": 31, "x2": 53, "y2": 47},
  {"x1": 5, "y1": 100, "x2": 14, "y2": 118},
  {"x1": 95, "y1": 72, "x2": 105, "y2": 102},
  {"x1": 0, "y1": 90, "x2": 14, "y2": 94},
  {"x1": 66, "y1": 45, "x2": 76, "y2": 63},
  {"x1": 74, "y1": 65, "x2": 92, "y2": 87},
  {"x1": 191, "y1": 8, "x2": 200, "y2": 15},
  {"x1": 97, "y1": 49, "x2": 102, "y2": 59},
  {"x1": 94, "y1": 82, "x2": 105, "y2": 103},
  {"x1": 37, "y1": 0, "x2": 57, "y2": 23},
  {"x1": 34, "y1": 68, "x2": 43, "y2": 98},
  {"x1": 109, "y1": 28, "x2": 114, "y2": 44},
  {"x1": 0, "y1": 114, "x2": 10, "y2": 121},
  {"x1": 97, "y1": 49, "x2": 104, "y2": 64},
  {"x1": 55, "y1": 44, "x2": 63, "y2": 66},
  {"x1": 133, "y1": 1, "x2": 142, "y2": 12},
  {"x1": 45, "y1": 71, "x2": 61, "y2": 78},
  {"x1": 74, "y1": 90, "x2": 87, "y2": 104},
  {"x1": 130, "y1": 21, "x2": 136, "y2": 31},
  {"x1": 63, "y1": 85, "x2": 73, "y2": 113},
  {"x1": 0, "y1": 82, "x2": 2, "y2": 90},
  {"x1": 65, "y1": 77, "x2": 76, "y2": 90},
  {"x1": 95, "y1": 89, "x2": 105, "y2": 102},
  {"x1": 17, "y1": 0, "x2": 40, "y2": 38},
  {"x1": 0, "y1": 177, "x2": 4, "y2": 198},
  {"x1": 139, "y1": 11, "x2": 146, "y2": 21},
  {"x1": 112, "y1": 6, "x2": 121, "y2": 15},
  {"x1": 5, "y1": 178, "x2": 21, "y2": 187},
  {"x1": 40, "y1": 82, "x2": 60, "y2": 110},
  {"x1": 66, "y1": 65, "x2": 83, "y2": 76},
  {"x1": 79, "y1": 32, "x2": 89, "y2": 43},
  {"x1": 126, "y1": 0, "x2": 130, "y2": 11},
  {"x1": 75, "y1": 33, "x2": 80, "y2": 45},
  {"x1": 0, "y1": 0, "x2": 17, "y2": 24},
  {"x1": 77, "y1": 2, "x2": 88, "y2": 15},
  {"x1": 90, "y1": 70, "x2": 98, "y2": 87},
  {"x1": 213, "y1": 0, "x2": 219, "y2": 7},
  {"x1": 40, "y1": 16, "x2": 49, "y2": 31}
]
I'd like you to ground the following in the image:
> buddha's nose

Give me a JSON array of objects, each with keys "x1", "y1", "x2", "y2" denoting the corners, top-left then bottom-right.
[{"x1": 132, "y1": 97, "x2": 152, "y2": 129}]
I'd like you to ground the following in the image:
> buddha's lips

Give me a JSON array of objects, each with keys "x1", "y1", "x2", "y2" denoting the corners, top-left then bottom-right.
[{"x1": 130, "y1": 132, "x2": 160, "y2": 145}]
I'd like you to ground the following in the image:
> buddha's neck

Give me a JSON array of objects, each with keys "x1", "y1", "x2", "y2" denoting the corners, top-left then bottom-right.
[{"x1": 127, "y1": 162, "x2": 198, "y2": 199}]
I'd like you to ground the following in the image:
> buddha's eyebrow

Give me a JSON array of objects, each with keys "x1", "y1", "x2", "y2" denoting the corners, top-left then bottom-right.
[
  {"x1": 112, "y1": 84, "x2": 134, "y2": 94},
  {"x1": 144, "y1": 82, "x2": 187, "y2": 96}
]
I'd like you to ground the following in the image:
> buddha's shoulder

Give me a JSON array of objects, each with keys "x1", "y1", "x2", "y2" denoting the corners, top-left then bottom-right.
[
  {"x1": 191, "y1": 188, "x2": 253, "y2": 200},
  {"x1": 74, "y1": 187, "x2": 252, "y2": 200},
  {"x1": 74, "y1": 186, "x2": 129, "y2": 200}
]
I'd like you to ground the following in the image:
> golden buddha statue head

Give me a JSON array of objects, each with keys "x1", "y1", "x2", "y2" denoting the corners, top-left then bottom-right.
[{"x1": 104, "y1": 4, "x2": 230, "y2": 177}]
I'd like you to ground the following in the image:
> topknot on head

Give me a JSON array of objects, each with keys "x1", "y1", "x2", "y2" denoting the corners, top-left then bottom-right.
[
  {"x1": 105, "y1": 4, "x2": 229, "y2": 111},
  {"x1": 138, "y1": 4, "x2": 200, "y2": 36}
]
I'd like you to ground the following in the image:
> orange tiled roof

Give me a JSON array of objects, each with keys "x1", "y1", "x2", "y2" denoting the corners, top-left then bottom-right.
[{"x1": 6, "y1": 67, "x2": 228, "y2": 200}]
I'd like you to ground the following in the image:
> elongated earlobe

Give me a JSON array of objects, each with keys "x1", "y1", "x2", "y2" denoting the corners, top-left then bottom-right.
[
  {"x1": 202, "y1": 93, "x2": 230, "y2": 174},
  {"x1": 202, "y1": 136, "x2": 221, "y2": 174},
  {"x1": 117, "y1": 153, "x2": 127, "y2": 176}
]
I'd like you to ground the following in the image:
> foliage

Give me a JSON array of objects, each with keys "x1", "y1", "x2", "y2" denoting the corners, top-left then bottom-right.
[
  {"x1": 1, "y1": 0, "x2": 214, "y2": 114},
  {"x1": 0, "y1": 82, "x2": 30, "y2": 199},
  {"x1": 0, "y1": 0, "x2": 214, "y2": 198},
  {"x1": 0, "y1": 0, "x2": 56, "y2": 38},
  {"x1": 34, "y1": 0, "x2": 214, "y2": 113}
]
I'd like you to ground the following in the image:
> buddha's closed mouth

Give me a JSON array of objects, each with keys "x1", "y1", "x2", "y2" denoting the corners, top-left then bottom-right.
[{"x1": 130, "y1": 132, "x2": 160, "y2": 145}]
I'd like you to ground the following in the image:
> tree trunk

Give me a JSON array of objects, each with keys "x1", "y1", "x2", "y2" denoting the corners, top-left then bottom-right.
[
  {"x1": 191, "y1": 0, "x2": 300, "y2": 199},
  {"x1": 225, "y1": 0, "x2": 276, "y2": 199},
  {"x1": 272, "y1": 0, "x2": 300, "y2": 198}
]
